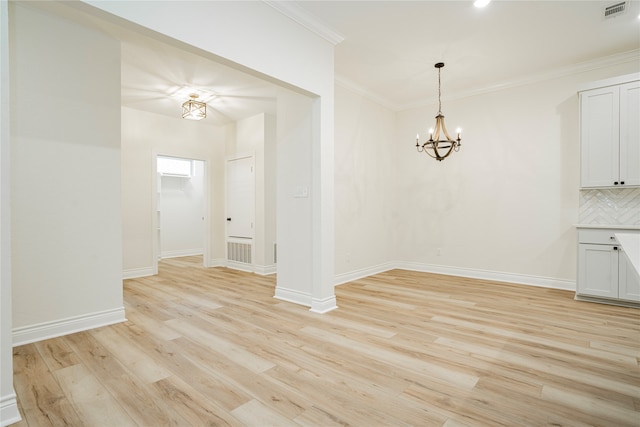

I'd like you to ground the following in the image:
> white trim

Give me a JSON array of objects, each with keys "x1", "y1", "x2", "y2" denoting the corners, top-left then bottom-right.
[
  {"x1": 394, "y1": 262, "x2": 576, "y2": 291},
  {"x1": 335, "y1": 262, "x2": 575, "y2": 291},
  {"x1": 160, "y1": 248, "x2": 204, "y2": 259},
  {"x1": 334, "y1": 261, "x2": 395, "y2": 286},
  {"x1": 122, "y1": 267, "x2": 154, "y2": 280},
  {"x1": 12, "y1": 307, "x2": 127, "y2": 347},
  {"x1": 310, "y1": 296, "x2": 338, "y2": 314},
  {"x1": 226, "y1": 260, "x2": 254, "y2": 273},
  {"x1": 274, "y1": 287, "x2": 311, "y2": 307},
  {"x1": 575, "y1": 294, "x2": 640, "y2": 308},
  {"x1": 206, "y1": 259, "x2": 276, "y2": 275},
  {"x1": 208, "y1": 258, "x2": 227, "y2": 268},
  {"x1": 337, "y1": 49, "x2": 640, "y2": 112},
  {"x1": 335, "y1": 76, "x2": 399, "y2": 111},
  {"x1": 263, "y1": 1, "x2": 344, "y2": 46},
  {"x1": 0, "y1": 393, "x2": 21, "y2": 427},
  {"x1": 578, "y1": 72, "x2": 640, "y2": 92},
  {"x1": 254, "y1": 263, "x2": 277, "y2": 276}
]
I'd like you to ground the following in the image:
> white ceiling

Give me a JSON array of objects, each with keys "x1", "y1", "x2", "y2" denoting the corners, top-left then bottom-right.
[
  {"x1": 59, "y1": 1, "x2": 640, "y2": 124},
  {"x1": 119, "y1": 36, "x2": 279, "y2": 125},
  {"x1": 292, "y1": 0, "x2": 640, "y2": 110}
]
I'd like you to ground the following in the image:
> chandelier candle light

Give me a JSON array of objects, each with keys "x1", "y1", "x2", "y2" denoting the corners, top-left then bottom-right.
[
  {"x1": 415, "y1": 62, "x2": 462, "y2": 161},
  {"x1": 182, "y1": 93, "x2": 207, "y2": 120}
]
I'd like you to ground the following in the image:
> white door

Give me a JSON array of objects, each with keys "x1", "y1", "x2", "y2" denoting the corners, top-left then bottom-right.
[{"x1": 227, "y1": 157, "x2": 254, "y2": 238}]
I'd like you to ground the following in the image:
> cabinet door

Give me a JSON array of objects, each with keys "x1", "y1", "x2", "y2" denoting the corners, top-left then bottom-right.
[
  {"x1": 619, "y1": 81, "x2": 640, "y2": 187},
  {"x1": 580, "y1": 87, "x2": 620, "y2": 188},
  {"x1": 618, "y1": 249, "x2": 640, "y2": 301},
  {"x1": 577, "y1": 244, "x2": 618, "y2": 298}
]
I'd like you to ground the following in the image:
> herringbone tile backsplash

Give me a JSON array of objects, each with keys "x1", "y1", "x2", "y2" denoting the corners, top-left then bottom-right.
[{"x1": 578, "y1": 188, "x2": 640, "y2": 225}]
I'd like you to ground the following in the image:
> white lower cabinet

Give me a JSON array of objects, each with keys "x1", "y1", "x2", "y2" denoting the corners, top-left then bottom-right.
[
  {"x1": 577, "y1": 227, "x2": 640, "y2": 304},
  {"x1": 619, "y1": 252, "x2": 640, "y2": 301}
]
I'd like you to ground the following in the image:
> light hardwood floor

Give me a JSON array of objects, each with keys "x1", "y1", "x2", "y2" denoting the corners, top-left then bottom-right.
[{"x1": 12, "y1": 256, "x2": 640, "y2": 426}]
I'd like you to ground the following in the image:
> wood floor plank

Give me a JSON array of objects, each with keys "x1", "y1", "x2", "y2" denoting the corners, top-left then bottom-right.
[
  {"x1": 12, "y1": 345, "x2": 84, "y2": 427},
  {"x1": 230, "y1": 399, "x2": 299, "y2": 427},
  {"x1": 62, "y1": 330, "x2": 191, "y2": 426},
  {"x1": 53, "y1": 364, "x2": 136, "y2": 426},
  {"x1": 13, "y1": 256, "x2": 640, "y2": 427}
]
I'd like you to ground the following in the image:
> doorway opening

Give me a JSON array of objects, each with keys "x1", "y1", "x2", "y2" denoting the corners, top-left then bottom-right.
[{"x1": 154, "y1": 155, "x2": 209, "y2": 273}]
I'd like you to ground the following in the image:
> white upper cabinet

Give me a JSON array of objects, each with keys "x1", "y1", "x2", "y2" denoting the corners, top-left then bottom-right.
[
  {"x1": 579, "y1": 74, "x2": 640, "y2": 188},
  {"x1": 620, "y1": 81, "x2": 640, "y2": 187}
]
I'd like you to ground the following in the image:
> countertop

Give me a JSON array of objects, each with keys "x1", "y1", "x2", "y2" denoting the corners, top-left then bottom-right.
[
  {"x1": 575, "y1": 224, "x2": 640, "y2": 230},
  {"x1": 615, "y1": 232, "x2": 640, "y2": 274}
]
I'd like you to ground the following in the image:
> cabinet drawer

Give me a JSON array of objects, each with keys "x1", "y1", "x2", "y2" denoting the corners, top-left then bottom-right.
[{"x1": 578, "y1": 229, "x2": 639, "y2": 244}]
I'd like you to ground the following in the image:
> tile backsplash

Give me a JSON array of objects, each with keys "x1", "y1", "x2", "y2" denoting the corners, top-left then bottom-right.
[{"x1": 579, "y1": 188, "x2": 640, "y2": 225}]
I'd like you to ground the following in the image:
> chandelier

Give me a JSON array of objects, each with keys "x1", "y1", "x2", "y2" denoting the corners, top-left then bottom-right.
[
  {"x1": 182, "y1": 94, "x2": 206, "y2": 120},
  {"x1": 415, "y1": 62, "x2": 461, "y2": 161}
]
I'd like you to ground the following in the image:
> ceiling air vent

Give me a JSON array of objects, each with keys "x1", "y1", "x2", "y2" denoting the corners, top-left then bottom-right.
[{"x1": 604, "y1": 2, "x2": 626, "y2": 18}]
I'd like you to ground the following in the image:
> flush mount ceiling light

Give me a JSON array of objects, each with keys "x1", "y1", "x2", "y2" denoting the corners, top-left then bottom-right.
[
  {"x1": 415, "y1": 62, "x2": 462, "y2": 162},
  {"x1": 474, "y1": 0, "x2": 491, "y2": 7},
  {"x1": 182, "y1": 93, "x2": 206, "y2": 120}
]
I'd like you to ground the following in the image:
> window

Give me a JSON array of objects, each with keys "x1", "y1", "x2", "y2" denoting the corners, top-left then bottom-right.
[{"x1": 158, "y1": 156, "x2": 193, "y2": 177}]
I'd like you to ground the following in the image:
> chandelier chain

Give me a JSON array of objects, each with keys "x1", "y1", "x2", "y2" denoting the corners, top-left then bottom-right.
[{"x1": 438, "y1": 66, "x2": 442, "y2": 114}]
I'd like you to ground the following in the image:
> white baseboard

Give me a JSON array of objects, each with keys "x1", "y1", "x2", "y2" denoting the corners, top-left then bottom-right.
[
  {"x1": 208, "y1": 258, "x2": 227, "y2": 268},
  {"x1": 160, "y1": 249, "x2": 203, "y2": 259},
  {"x1": 254, "y1": 264, "x2": 277, "y2": 276},
  {"x1": 12, "y1": 307, "x2": 127, "y2": 347},
  {"x1": 226, "y1": 260, "x2": 254, "y2": 273},
  {"x1": 274, "y1": 286, "x2": 311, "y2": 307},
  {"x1": 394, "y1": 261, "x2": 576, "y2": 291},
  {"x1": 225, "y1": 261, "x2": 277, "y2": 276},
  {"x1": 334, "y1": 262, "x2": 395, "y2": 286},
  {"x1": 310, "y1": 295, "x2": 338, "y2": 313},
  {"x1": 0, "y1": 392, "x2": 21, "y2": 427},
  {"x1": 122, "y1": 267, "x2": 154, "y2": 280}
]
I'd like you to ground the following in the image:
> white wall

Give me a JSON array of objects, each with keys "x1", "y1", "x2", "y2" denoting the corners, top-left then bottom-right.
[
  {"x1": 392, "y1": 60, "x2": 640, "y2": 287},
  {"x1": 159, "y1": 159, "x2": 205, "y2": 258},
  {"x1": 122, "y1": 107, "x2": 225, "y2": 277},
  {"x1": 10, "y1": 3, "x2": 124, "y2": 342},
  {"x1": 334, "y1": 84, "x2": 397, "y2": 282},
  {"x1": 332, "y1": 58, "x2": 639, "y2": 290}
]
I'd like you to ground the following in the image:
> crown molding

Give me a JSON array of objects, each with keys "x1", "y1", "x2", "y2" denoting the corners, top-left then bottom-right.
[
  {"x1": 337, "y1": 49, "x2": 640, "y2": 112},
  {"x1": 263, "y1": 1, "x2": 344, "y2": 46},
  {"x1": 334, "y1": 75, "x2": 402, "y2": 111}
]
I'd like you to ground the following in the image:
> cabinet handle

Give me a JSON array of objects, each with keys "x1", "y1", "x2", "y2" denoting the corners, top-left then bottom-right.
[
  {"x1": 621, "y1": 181, "x2": 625, "y2": 185},
  {"x1": 613, "y1": 246, "x2": 618, "y2": 251},
  {"x1": 610, "y1": 236, "x2": 616, "y2": 240},
  {"x1": 614, "y1": 181, "x2": 619, "y2": 185}
]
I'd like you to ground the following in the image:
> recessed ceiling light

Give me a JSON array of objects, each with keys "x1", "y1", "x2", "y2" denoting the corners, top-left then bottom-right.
[{"x1": 474, "y1": 0, "x2": 491, "y2": 8}]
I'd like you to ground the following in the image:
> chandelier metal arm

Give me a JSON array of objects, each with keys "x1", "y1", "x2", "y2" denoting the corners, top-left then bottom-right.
[{"x1": 417, "y1": 139, "x2": 457, "y2": 161}]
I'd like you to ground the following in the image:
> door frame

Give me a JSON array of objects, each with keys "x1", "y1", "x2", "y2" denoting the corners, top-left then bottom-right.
[{"x1": 152, "y1": 153, "x2": 211, "y2": 274}]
